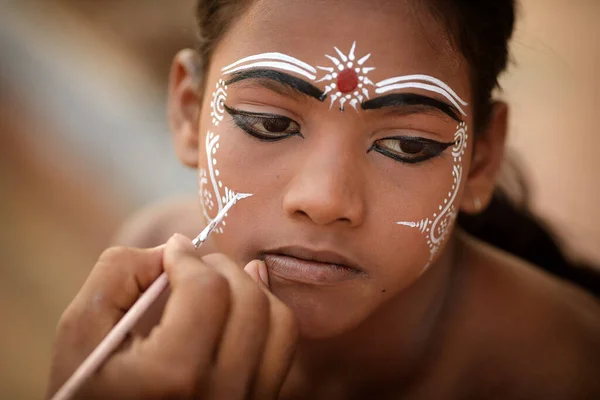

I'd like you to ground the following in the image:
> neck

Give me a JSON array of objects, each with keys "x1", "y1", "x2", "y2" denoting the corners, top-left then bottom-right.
[{"x1": 285, "y1": 235, "x2": 461, "y2": 395}]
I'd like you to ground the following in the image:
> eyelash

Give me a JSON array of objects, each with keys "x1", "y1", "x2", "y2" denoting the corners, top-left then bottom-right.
[
  {"x1": 224, "y1": 105, "x2": 454, "y2": 163},
  {"x1": 224, "y1": 105, "x2": 303, "y2": 142},
  {"x1": 367, "y1": 137, "x2": 455, "y2": 164}
]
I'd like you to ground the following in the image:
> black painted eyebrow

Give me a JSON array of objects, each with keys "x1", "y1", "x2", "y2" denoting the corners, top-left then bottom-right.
[
  {"x1": 361, "y1": 93, "x2": 461, "y2": 122},
  {"x1": 224, "y1": 69, "x2": 325, "y2": 102}
]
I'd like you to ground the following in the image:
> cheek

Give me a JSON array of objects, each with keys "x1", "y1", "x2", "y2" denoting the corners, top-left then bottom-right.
[
  {"x1": 197, "y1": 127, "x2": 290, "y2": 257},
  {"x1": 197, "y1": 78, "x2": 259, "y2": 236},
  {"x1": 393, "y1": 122, "x2": 469, "y2": 269}
]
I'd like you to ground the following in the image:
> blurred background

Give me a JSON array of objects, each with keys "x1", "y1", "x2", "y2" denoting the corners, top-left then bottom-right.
[{"x1": 0, "y1": 0, "x2": 598, "y2": 398}]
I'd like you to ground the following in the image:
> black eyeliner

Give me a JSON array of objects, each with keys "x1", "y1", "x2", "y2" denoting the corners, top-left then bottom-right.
[
  {"x1": 224, "y1": 105, "x2": 303, "y2": 142},
  {"x1": 367, "y1": 136, "x2": 455, "y2": 164},
  {"x1": 381, "y1": 136, "x2": 456, "y2": 147}
]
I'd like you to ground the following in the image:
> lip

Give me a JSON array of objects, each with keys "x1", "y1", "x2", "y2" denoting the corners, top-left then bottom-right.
[{"x1": 262, "y1": 246, "x2": 365, "y2": 285}]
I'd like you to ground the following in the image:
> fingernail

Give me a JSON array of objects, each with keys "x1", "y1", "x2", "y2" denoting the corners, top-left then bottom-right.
[
  {"x1": 257, "y1": 260, "x2": 270, "y2": 288},
  {"x1": 244, "y1": 261, "x2": 260, "y2": 282}
]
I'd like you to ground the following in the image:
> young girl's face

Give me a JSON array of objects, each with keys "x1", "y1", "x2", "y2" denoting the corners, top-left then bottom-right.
[{"x1": 172, "y1": 0, "x2": 490, "y2": 338}]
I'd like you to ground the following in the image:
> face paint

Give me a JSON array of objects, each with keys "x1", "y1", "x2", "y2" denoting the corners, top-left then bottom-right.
[
  {"x1": 375, "y1": 75, "x2": 468, "y2": 116},
  {"x1": 210, "y1": 79, "x2": 228, "y2": 126},
  {"x1": 220, "y1": 42, "x2": 375, "y2": 112},
  {"x1": 397, "y1": 121, "x2": 469, "y2": 270},
  {"x1": 220, "y1": 42, "x2": 466, "y2": 117},
  {"x1": 200, "y1": 80, "x2": 250, "y2": 233},
  {"x1": 215, "y1": 43, "x2": 470, "y2": 251},
  {"x1": 221, "y1": 53, "x2": 317, "y2": 81},
  {"x1": 315, "y1": 41, "x2": 376, "y2": 111}
]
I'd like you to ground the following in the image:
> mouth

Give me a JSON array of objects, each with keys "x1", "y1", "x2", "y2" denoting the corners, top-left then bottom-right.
[{"x1": 261, "y1": 246, "x2": 366, "y2": 285}]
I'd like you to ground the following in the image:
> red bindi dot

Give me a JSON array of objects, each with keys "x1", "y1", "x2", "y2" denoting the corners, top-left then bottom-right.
[{"x1": 337, "y1": 69, "x2": 359, "y2": 93}]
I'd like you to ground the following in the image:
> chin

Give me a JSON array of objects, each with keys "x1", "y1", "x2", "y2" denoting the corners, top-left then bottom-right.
[{"x1": 269, "y1": 275, "x2": 375, "y2": 339}]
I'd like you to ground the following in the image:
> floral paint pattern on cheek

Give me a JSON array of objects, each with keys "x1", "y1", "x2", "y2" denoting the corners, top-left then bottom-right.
[
  {"x1": 199, "y1": 81, "x2": 248, "y2": 233},
  {"x1": 397, "y1": 122, "x2": 468, "y2": 269}
]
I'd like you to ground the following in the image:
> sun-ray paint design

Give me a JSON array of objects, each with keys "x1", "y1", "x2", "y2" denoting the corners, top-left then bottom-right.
[
  {"x1": 397, "y1": 122, "x2": 468, "y2": 270},
  {"x1": 315, "y1": 41, "x2": 376, "y2": 111}
]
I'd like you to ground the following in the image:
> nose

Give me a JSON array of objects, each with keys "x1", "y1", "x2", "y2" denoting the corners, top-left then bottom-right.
[{"x1": 282, "y1": 140, "x2": 366, "y2": 227}]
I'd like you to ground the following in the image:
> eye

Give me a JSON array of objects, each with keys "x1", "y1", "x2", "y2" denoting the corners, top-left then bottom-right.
[
  {"x1": 369, "y1": 136, "x2": 455, "y2": 164},
  {"x1": 224, "y1": 105, "x2": 303, "y2": 142}
]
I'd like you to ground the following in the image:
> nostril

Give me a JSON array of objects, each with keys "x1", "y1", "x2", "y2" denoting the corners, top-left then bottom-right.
[{"x1": 295, "y1": 210, "x2": 310, "y2": 219}]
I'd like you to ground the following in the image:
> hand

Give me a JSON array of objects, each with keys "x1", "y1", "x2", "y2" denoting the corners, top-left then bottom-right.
[{"x1": 47, "y1": 234, "x2": 298, "y2": 399}]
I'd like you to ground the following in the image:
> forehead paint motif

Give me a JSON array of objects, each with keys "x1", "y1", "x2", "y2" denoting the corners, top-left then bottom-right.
[
  {"x1": 199, "y1": 79, "x2": 250, "y2": 234},
  {"x1": 375, "y1": 75, "x2": 468, "y2": 116},
  {"x1": 397, "y1": 122, "x2": 468, "y2": 270},
  {"x1": 221, "y1": 52, "x2": 317, "y2": 81},
  {"x1": 220, "y1": 42, "x2": 468, "y2": 114},
  {"x1": 315, "y1": 41, "x2": 376, "y2": 111}
]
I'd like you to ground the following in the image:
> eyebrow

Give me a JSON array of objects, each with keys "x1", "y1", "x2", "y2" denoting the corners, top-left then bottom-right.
[
  {"x1": 224, "y1": 69, "x2": 326, "y2": 102},
  {"x1": 361, "y1": 93, "x2": 462, "y2": 122}
]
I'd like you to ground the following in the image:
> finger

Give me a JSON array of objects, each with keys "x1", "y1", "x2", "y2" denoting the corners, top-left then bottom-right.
[
  {"x1": 98, "y1": 234, "x2": 232, "y2": 399},
  {"x1": 48, "y1": 245, "x2": 165, "y2": 395},
  {"x1": 249, "y1": 262, "x2": 298, "y2": 399},
  {"x1": 244, "y1": 259, "x2": 270, "y2": 290},
  {"x1": 201, "y1": 254, "x2": 271, "y2": 399},
  {"x1": 68, "y1": 244, "x2": 165, "y2": 337}
]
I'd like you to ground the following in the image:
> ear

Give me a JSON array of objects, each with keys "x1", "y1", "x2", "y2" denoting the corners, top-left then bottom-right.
[
  {"x1": 460, "y1": 102, "x2": 509, "y2": 214},
  {"x1": 168, "y1": 49, "x2": 204, "y2": 168}
]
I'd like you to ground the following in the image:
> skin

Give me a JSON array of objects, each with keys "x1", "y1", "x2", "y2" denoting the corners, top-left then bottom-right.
[
  {"x1": 174, "y1": 0, "x2": 492, "y2": 339},
  {"x1": 48, "y1": 0, "x2": 600, "y2": 398}
]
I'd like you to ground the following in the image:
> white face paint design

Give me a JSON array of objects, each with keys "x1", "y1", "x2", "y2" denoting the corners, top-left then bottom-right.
[
  {"x1": 221, "y1": 53, "x2": 317, "y2": 80},
  {"x1": 199, "y1": 79, "x2": 249, "y2": 233},
  {"x1": 397, "y1": 122, "x2": 469, "y2": 270},
  {"x1": 375, "y1": 75, "x2": 468, "y2": 116},
  {"x1": 213, "y1": 43, "x2": 470, "y2": 246},
  {"x1": 210, "y1": 79, "x2": 228, "y2": 126},
  {"x1": 219, "y1": 42, "x2": 465, "y2": 115},
  {"x1": 315, "y1": 41, "x2": 376, "y2": 111}
]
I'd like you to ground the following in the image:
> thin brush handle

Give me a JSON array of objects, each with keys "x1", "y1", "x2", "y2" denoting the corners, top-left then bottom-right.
[{"x1": 50, "y1": 272, "x2": 169, "y2": 400}]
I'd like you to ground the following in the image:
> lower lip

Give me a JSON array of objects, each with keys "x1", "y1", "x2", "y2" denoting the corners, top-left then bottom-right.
[{"x1": 263, "y1": 254, "x2": 360, "y2": 285}]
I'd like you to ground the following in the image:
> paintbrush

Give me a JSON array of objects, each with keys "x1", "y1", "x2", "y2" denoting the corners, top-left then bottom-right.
[{"x1": 51, "y1": 192, "x2": 252, "y2": 400}]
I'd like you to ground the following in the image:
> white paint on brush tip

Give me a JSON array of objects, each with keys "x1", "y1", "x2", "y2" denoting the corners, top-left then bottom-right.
[{"x1": 193, "y1": 192, "x2": 253, "y2": 246}]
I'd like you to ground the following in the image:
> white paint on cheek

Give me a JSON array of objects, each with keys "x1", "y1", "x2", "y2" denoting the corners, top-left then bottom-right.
[
  {"x1": 397, "y1": 122, "x2": 469, "y2": 270},
  {"x1": 199, "y1": 80, "x2": 249, "y2": 234}
]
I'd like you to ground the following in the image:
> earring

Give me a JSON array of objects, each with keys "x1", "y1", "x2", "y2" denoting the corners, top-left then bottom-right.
[{"x1": 474, "y1": 197, "x2": 482, "y2": 211}]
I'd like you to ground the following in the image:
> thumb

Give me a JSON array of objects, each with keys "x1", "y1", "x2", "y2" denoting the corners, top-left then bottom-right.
[{"x1": 244, "y1": 259, "x2": 270, "y2": 290}]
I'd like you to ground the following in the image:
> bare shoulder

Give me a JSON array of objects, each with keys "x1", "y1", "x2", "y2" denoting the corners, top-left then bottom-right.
[
  {"x1": 113, "y1": 197, "x2": 205, "y2": 247},
  {"x1": 456, "y1": 232, "x2": 600, "y2": 398}
]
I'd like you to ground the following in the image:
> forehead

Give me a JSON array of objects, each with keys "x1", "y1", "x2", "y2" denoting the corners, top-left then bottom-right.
[{"x1": 213, "y1": 0, "x2": 469, "y2": 97}]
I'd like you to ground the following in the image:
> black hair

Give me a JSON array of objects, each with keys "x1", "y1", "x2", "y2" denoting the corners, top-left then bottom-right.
[{"x1": 195, "y1": 0, "x2": 599, "y2": 296}]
